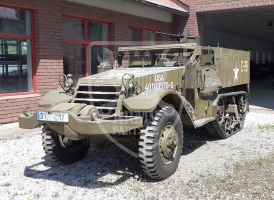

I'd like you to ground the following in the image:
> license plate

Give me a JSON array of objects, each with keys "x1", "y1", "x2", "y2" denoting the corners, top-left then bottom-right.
[{"x1": 36, "y1": 111, "x2": 69, "y2": 123}]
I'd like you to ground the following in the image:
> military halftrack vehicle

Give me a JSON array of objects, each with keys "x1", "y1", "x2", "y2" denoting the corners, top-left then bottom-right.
[{"x1": 19, "y1": 33, "x2": 250, "y2": 180}]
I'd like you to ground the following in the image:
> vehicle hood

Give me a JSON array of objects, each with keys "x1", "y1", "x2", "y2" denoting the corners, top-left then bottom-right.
[{"x1": 77, "y1": 67, "x2": 184, "y2": 85}]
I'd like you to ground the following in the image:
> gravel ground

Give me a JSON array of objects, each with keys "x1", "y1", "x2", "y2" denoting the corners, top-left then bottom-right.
[{"x1": 0, "y1": 112, "x2": 274, "y2": 200}]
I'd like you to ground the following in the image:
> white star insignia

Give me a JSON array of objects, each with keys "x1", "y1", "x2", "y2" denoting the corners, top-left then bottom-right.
[
  {"x1": 124, "y1": 51, "x2": 130, "y2": 57},
  {"x1": 144, "y1": 51, "x2": 150, "y2": 57},
  {"x1": 134, "y1": 51, "x2": 140, "y2": 57},
  {"x1": 233, "y1": 62, "x2": 239, "y2": 82}
]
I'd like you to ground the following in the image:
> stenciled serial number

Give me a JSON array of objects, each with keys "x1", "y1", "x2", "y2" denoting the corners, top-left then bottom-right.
[{"x1": 145, "y1": 82, "x2": 174, "y2": 90}]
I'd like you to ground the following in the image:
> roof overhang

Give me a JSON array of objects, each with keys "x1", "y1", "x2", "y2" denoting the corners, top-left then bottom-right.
[
  {"x1": 131, "y1": 0, "x2": 189, "y2": 15},
  {"x1": 66, "y1": 0, "x2": 188, "y2": 23}
]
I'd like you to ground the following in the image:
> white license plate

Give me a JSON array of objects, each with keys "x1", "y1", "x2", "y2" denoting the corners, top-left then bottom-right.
[{"x1": 36, "y1": 112, "x2": 69, "y2": 123}]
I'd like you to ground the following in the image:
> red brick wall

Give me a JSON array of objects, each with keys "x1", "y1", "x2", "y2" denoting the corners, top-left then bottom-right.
[
  {"x1": 172, "y1": 2, "x2": 205, "y2": 45},
  {"x1": 196, "y1": 0, "x2": 274, "y2": 12},
  {"x1": 172, "y1": 14, "x2": 188, "y2": 35},
  {"x1": 0, "y1": 0, "x2": 172, "y2": 124},
  {"x1": 0, "y1": 0, "x2": 63, "y2": 124},
  {"x1": 173, "y1": 0, "x2": 274, "y2": 48}
]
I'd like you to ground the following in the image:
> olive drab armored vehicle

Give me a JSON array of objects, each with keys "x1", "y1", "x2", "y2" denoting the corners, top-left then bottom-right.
[{"x1": 19, "y1": 33, "x2": 250, "y2": 180}]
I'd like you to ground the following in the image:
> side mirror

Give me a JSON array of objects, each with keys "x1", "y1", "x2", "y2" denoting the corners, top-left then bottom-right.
[{"x1": 59, "y1": 74, "x2": 74, "y2": 95}]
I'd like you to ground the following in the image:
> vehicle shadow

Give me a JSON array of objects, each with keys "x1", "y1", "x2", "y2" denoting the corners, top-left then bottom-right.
[
  {"x1": 249, "y1": 78, "x2": 274, "y2": 110},
  {"x1": 182, "y1": 127, "x2": 217, "y2": 156},
  {"x1": 24, "y1": 144, "x2": 147, "y2": 189},
  {"x1": 23, "y1": 129, "x2": 218, "y2": 187}
]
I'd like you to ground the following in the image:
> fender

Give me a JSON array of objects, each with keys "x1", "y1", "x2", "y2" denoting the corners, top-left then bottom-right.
[
  {"x1": 123, "y1": 90, "x2": 195, "y2": 122},
  {"x1": 39, "y1": 88, "x2": 73, "y2": 107}
]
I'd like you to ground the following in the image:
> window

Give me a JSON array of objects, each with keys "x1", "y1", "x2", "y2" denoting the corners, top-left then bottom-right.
[
  {"x1": 0, "y1": 6, "x2": 34, "y2": 95},
  {"x1": 144, "y1": 30, "x2": 156, "y2": 45},
  {"x1": 63, "y1": 43, "x2": 85, "y2": 81},
  {"x1": 88, "y1": 22, "x2": 109, "y2": 42},
  {"x1": 129, "y1": 27, "x2": 157, "y2": 45},
  {"x1": 129, "y1": 28, "x2": 141, "y2": 45},
  {"x1": 255, "y1": 50, "x2": 260, "y2": 64},
  {"x1": 121, "y1": 52, "x2": 180, "y2": 68},
  {"x1": 62, "y1": 17, "x2": 84, "y2": 40},
  {"x1": 62, "y1": 16, "x2": 110, "y2": 82},
  {"x1": 268, "y1": 52, "x2": 272, "y2": 62},
  {"x1": 262, "y1": 51, "x2": 266, "y2": 64},
  {"x1": 249, "y1": 49, "x2": 253, "y2": 61}
]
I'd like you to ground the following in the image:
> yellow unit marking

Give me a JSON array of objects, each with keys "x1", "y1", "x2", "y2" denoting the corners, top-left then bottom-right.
[{"x1": 241, "y1": 61, "x2": 248, "y2": 72}]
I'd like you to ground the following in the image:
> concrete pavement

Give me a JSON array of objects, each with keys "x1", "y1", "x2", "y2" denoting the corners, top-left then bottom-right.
[{"x1": 0, "y1": 122, "x2": 41, "y2": 140}]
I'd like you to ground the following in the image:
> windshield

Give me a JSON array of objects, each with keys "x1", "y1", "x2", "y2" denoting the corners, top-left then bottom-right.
[{"x1": 120, "y1": 52, "x2": 193, "y2": 68}]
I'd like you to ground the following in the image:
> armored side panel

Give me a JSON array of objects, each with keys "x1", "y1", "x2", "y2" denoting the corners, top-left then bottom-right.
[{"x1": 213, "y1": 48, "x2": 250, "y2": 88}]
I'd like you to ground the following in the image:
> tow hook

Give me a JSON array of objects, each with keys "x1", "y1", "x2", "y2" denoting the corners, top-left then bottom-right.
[{"x1": 23, "y1": 107, "x2": 32, "y2": 117}]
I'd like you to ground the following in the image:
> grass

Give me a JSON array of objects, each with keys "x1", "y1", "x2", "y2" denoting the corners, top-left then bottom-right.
[
  {"x1": 132, "y1": 185, "x2": 143, "y2": 193},
  {"x1": 34, "y1": 193, "x2": 41, "y2": 199},
  {"x1": 234, "y1": 161, "x2": 244, "y2": 170},
  {"x1": 185, "y1": 154, "x2": 274, "y2": 199},
  {"x1": 51, "y1": 192, "x2": 59, "y2": 198},
  {"x1": 3, "y1": 182, "x2": 11, "y2": 187},
  {"x1": 219, "y1": 179, "x2": 226, "y2": 183},
  {"x1": 233, "y1": 154, "x2": 274, "y2": 171},
  {"x1": 258, "y1": 124, "x2": 274, "y2": 132},
  {"x1": 257, "y1": 156, "x2": 274, "y2": 165},
  {"x1": 189, "y1": 178, "x2": 199, "y2": 183}
]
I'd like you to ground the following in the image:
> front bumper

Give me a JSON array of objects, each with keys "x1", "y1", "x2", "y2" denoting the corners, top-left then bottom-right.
[{"x1": 19, "y1": 112, "x2": 143, "y2": 140}]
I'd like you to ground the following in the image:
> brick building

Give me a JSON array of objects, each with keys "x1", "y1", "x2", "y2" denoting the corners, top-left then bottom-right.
[{"x1": 0, "y1": 0, "x2": 274, "y2": 124}]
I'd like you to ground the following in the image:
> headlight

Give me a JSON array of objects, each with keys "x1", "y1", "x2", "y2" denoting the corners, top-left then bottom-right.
[
  {"x1": 80, "y1": 105, "x2": 100, "y2": 121},
  {"x1": 128, "y1": 79, "x2": 134, "y2": 88},
  {"x1": 91, "y1": 111, "x2": 99, "y2": 121}
]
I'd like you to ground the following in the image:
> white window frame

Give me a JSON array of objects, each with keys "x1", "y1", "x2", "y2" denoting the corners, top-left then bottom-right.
[
  {"x1": 262, "y1": 51, "x2": 266, "y2": 64},
  {"x1": 255, "y1": 50, "x2": 260, "y2": 64},
  {"x1": 249, "y1": 49, "x2": 253, "y2": 61},
  {"x1": 268, "y1": 52, "x2": 272, "y2": 62}
]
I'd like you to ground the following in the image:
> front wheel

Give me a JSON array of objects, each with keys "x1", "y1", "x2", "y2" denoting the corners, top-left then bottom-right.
[
  {"x1": 42, "y1": 126, "x2": 90, "y2": 164},
  {"x1": 138, "y1": 106, "x2": 183, "y2": 179}
]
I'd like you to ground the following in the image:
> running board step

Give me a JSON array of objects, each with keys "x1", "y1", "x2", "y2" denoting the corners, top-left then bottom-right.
[{"x1": 193, "y1": 117, "x2": 216, "y2": 127}]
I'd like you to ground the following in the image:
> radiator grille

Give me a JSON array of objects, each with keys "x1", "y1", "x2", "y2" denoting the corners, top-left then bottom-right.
[{"x1": 74, "y1": 84, "x2": 121, "y2": 115}]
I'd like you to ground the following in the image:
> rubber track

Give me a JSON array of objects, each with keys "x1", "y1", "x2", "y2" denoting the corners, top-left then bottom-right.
[
  {"x1": 205, "y1": 111, "x2": 247, "y2": 139},
  {"x1": 138, "y1": 106, "x2": 183, "y2": 179}
]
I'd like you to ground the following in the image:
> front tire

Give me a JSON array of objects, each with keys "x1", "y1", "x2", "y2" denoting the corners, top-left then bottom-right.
[
  {"x1": 42, "y1": 126, "x2": 90, "y2": 164},
  {"x1": 138, "y1": 106, "x2": 183, "y2": 179}
]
